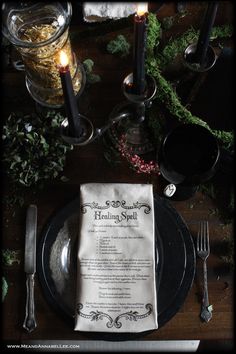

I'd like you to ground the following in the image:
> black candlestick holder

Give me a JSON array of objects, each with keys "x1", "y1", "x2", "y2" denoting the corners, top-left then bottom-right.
[
  {"x1": 183, "y1": 43, "x2": 217, "y2": 73},
  {"x1": 60, "y1": 110, "x2": 131, "y2": 146},
  {"x1": 60, "y1": 114, "x2": 94, "y2": 145},
  {"x1": 176, "y1": 42, "x2": 219, "y2": 106},
  {"x1": 107, "y1": 73, "x2": 157, "y2": 155},
  {"x1": 60, "y1": 73, "x2": 157, "y2": 153}
]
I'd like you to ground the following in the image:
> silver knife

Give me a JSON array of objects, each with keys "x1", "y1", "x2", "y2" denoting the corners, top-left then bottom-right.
[{"x1": 23, "y1": 204, "x2": 37, "y2": 332}]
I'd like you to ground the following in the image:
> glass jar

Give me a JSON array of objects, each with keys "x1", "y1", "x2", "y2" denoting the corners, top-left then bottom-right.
[{"x1": 2, "y1": 2, "x2": 85, "y2": 108}]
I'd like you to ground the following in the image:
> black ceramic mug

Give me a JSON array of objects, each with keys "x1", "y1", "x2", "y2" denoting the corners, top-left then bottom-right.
[{"x1": 158, "y1": 124, "x2": 220, "y2": 200}]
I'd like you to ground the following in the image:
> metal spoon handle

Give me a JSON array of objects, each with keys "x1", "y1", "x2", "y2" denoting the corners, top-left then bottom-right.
[{"x1": 23, "y1": 274, "x2": 37, "y2": 332}]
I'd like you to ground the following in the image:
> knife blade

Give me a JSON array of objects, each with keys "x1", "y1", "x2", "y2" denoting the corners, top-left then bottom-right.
[{"x1": 23, "y1": 204, "x2": 37, "y2": 332}]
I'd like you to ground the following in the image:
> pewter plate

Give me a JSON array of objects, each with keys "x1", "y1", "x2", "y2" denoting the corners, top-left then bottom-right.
[{"x1": 37, "y1": 196, "x2": 195, "y2": 337}]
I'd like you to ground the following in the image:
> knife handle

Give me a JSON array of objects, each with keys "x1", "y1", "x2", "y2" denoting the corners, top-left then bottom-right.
[{"x1": 23, "y1": 274, "x2": 37, "y2": 332}]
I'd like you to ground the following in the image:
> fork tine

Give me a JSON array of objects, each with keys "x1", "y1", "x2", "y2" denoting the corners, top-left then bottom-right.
[
  {"x1": 202, "y1": 221, "x2": 205, "y2": 251},
  {"x1": 201, "y1": 220, "x2": 210, "y2": 253},
  {"x1": 197, "y1": 222, "x2": 200, "y2": 251},
  {"x1": 197, "y1": 221, "x2": 209, "y2": 252},
  {"x1": 206, "y1": 221, "x2": 210, "y2": 252},
  {"x1": 200, "y1": 221, "x2": 204, "y2": 250}
]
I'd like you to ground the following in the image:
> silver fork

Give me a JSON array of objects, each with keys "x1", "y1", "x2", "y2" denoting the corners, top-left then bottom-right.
[{"x1": 197, "y1": 221, "x2": 212, "y2": 322}]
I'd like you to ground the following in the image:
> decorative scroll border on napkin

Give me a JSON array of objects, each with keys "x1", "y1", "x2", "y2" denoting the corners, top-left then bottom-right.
[
  {"x1": 81, "y1": 200, "x2": 151, "y2": 214},
  {"x1": 76, "y1": 303, "x2": 153, "y2": 329}
]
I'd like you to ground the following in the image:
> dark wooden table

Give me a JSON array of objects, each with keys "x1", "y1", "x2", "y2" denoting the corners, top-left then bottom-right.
[{"x1": 2, "y1": 2, "x2": 233, "y2": 352}]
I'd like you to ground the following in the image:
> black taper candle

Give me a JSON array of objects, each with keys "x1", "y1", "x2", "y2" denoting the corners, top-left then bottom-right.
[
  {"x1": 133, "y1": 6, "x2": 147, "y2": 95},
  {"x1": 195, "y1": 1, "x2": 219, "y2": 67},
  {"x1": 59, "y1": 52, "x2": 82, "y2": 138}
]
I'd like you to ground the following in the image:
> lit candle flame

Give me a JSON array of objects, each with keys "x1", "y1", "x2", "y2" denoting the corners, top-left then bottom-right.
[
  {"x1": 136, "y1": 3, "x2": 148, "y2": 16},
  {"x1": 59, "y1": 50, "x2": 69, "y2": 67}
]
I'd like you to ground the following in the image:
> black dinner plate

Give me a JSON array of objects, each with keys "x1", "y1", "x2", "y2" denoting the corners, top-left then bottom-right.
[{"x1": 37, "y1": 195, "x2": 195, "y2": 339}]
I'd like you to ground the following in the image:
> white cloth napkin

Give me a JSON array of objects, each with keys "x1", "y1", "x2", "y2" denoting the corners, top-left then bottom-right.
[
  {"x1": 83, "y1": 3, "x2": 137, "y2": 22},
  {"x1": 74, "y1": 183, "x2": 158, "y2": 332}
]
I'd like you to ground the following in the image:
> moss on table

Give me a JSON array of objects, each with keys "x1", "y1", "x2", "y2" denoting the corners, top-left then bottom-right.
[{"x1": 146, "y1": 13, "x2": 234, "y2": 153}]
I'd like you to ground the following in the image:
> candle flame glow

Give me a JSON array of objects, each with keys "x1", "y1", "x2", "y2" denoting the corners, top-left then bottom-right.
[
  {"x1": 59, "y1": 51, "x2": 69, "y2": 67},
  {"x1": 136, "y1": 3, "x2": 148, "y2": 16}
]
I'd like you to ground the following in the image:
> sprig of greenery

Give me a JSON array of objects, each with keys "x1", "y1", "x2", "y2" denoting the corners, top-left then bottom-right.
[
  {"x1": 2, "y1": 249, "x2": 21, "y2": 266},
  {"x1": 2, "y1": 277, "x2": 8, "y2": 302},
  {"x1": 83, "y1": 59, "x2": 101, "y2": 84},
  {"x1": 2, "y1": 111, "x2": 73, "y2": 188},
  {"x1": 156, "y1": 24, "x2": 233, "y2": 70},
  {"x1": 211, "y1": 24, "x2": 234, "y2": 39},
  {"x1": 107, "y1": 34, "x2": 130, "y2": 57},
  {"x1": 157, "y1": 27, "x2": 198, "y2": 68},
  {"x1": 146, "y1": 12, "x2": 162, "y2": 57}
]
